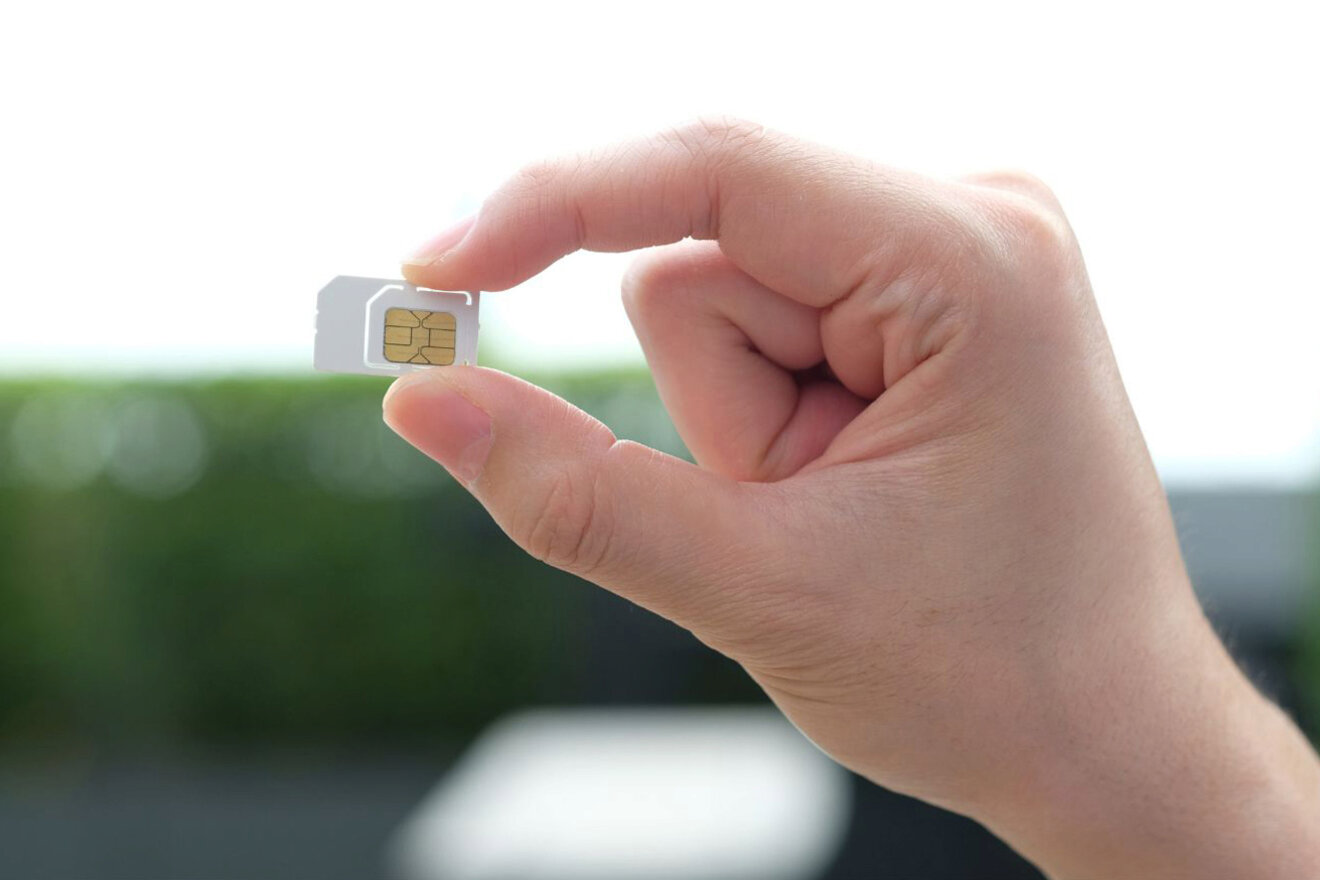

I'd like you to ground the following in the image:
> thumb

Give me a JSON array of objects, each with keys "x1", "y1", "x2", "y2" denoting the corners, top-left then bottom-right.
[{"x1": 382, "y1": 367, "x2": 760, "y2": 627}]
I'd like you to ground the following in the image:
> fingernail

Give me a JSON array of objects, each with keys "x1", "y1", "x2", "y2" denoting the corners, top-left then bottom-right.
[
  {"x1": 402, "y1": 214, "x2": 477, "y2": 268},
  {"x1": 383, "y1": 377, "x2": 492, "y2": 484}
]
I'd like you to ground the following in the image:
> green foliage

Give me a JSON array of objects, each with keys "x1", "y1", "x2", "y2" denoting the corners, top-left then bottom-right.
[
  {"x1": 3, "y1": 374, "x2": 1318, "y2": 751},
  {"x1": 0, "y1": 372, "x2": 708, "y2": 751}
]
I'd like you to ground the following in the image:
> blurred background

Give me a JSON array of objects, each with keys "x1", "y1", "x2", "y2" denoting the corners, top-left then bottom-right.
[{"x1": 1, "y1": 1, "x2": 1317, "y2": 877}]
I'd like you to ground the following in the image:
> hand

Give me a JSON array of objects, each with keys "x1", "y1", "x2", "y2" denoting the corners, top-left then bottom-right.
[{"x1": 384, "y1": 119, "x2": 1320, "y2": 878}]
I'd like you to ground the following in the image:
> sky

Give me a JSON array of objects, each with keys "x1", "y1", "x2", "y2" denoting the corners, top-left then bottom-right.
[{"x1": 1, "y1": 0, "x2": 1317, "y2": 486}]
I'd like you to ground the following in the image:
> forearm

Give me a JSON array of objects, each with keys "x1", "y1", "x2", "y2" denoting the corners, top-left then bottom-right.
[{"x1": 984, "y1": 622, "x2": 1320, "y2": 879}]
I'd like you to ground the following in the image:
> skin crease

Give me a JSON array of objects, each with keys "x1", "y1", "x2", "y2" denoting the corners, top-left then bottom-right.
[{"x1": 382, "y1": 120, "x2": 1320, "y2": 878}]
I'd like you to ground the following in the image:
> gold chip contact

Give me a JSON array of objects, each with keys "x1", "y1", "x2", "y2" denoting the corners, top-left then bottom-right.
[{"x1": 383, "y1": 308, "x2": 457, "y2": 365}]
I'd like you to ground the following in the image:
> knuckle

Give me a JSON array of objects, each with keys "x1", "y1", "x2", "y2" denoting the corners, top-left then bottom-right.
[
  {"x1": 961, "y1": 170, "x2": 1074, "y2": 264},
  {"x1": 654, "y1": 117, "x2": 767, "y2": 240},
  {"x1": 693, "y1": 114, "x2": 768, "y2": 150},
  {"x1": 511, "y1": 157, "x2": 563, "y2": 192},
  {"x1": 506, "y1": 158, "x2": 567, "y2": 223},
  {"x1": 664, "y1": 115, "x2": 766, "y2": 154},
  {"x1": 962, "y1": 191, "x2": 1086, "y2": 331},
  {"x1": 998, "y1": 196, "x2": 1073, "y2": 264},
  {"x1": 965, "y1": 186, "x2": 1073, "y2": 275},
  {"x1": 522, "y1": 462, "x2": 612, "y2": 575},
  {"x1": 619, "y1": 251, "x2": 667, "y2": 317},
  {"x1": 976, "y1": 169, "x2": 1060, "y2": 208},
  {"x1": 620, "y1": 249, "x2": 692, "y2": 321},
  {"x1": 508, "y1": 154, "x2": 588, "y2": 246}
]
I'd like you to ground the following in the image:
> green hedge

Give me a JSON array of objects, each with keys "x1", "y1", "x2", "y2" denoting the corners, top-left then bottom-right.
[
  {"x1": 2, "y1": 374, "x2": 1316, "y2": 752},
  {"x1": 0, "y1": 372, "x2": 706, "y2": 751}
]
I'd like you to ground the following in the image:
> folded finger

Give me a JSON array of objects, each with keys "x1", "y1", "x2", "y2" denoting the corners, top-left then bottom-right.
[{"x1": 623, "y1": 241, "x2": 866, "y2": 481}]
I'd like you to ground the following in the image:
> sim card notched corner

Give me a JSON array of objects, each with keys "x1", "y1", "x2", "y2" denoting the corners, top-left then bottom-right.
[{"x1": 314, "y1": 275, "x2": 480, "y2": 377}]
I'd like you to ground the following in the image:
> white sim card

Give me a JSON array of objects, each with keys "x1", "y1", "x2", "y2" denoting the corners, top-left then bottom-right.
[{"x1": 314, "y1": 276, "x2": 480, "y2": 377}]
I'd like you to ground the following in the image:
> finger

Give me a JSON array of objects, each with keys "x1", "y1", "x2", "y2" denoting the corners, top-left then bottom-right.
[
  {"x1": 402, "y1": 117, "x2": 970, "y2": 308},
  {"x1": 623, "y1": 241, "x2": 867, "y2": 481},
  {"x1": 959, "y1": 169, "x2": 1064, "y2": 213},
  {"x1": 381, "y1": 366, "x2": 769, "y2": 629}
]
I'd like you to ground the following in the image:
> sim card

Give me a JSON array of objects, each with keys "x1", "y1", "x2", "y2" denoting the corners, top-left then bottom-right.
[{"x1": 314, "y1": 276, "x2": 480, "y2": 376}]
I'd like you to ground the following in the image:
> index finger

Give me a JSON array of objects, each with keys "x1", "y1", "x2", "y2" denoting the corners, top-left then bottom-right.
[{"x1": 402, "y1": 118, "x2": 966, "y2": 307}]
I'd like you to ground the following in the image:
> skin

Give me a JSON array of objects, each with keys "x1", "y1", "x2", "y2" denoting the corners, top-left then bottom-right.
[{"x1": 382, "y1": 119, "x2": 1320, "y2": 878}]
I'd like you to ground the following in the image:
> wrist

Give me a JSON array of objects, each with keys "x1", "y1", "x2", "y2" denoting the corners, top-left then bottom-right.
[{"x1": 980, "y1": 606, "x2": 1320, "y2": 879}]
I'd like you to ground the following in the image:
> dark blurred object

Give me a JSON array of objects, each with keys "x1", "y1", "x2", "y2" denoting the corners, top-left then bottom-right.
[
  {"x1": 1173, "y1": 489, "x2": 1320, "y2": 732},
  {"x1": 828, "y1": 779, "x2": 1040, "y2": 879},
  {"x1": 0, "y1": 753, "x2": 444, "y2": 879},
  {"x1": 0, "y1": 376, "x2": 1314, "y2": 879}
]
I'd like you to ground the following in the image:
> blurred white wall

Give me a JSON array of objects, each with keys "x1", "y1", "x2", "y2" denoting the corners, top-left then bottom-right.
[
  {"x1": 2, "y1": 0, "x2": 1316, "y2": 485},
  {"x1": 388, "y1": 708, "x2": 850, "y2": 880}
]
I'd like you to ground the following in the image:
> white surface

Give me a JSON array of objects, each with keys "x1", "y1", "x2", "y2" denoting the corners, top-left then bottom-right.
[
  {"x1": 1, "y1": 0, "x2": 1317, "y2": 485},
  {"x1": 389, "y1": 708, "x2": 850, "y2": 880}
]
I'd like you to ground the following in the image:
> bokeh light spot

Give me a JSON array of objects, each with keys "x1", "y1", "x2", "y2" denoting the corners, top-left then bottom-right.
[
  {"x1": 9, "y1": 392, "x2": 116, "y2": 491},
  {"x1": 106, "y1": 397, "x2": 209, "y2": 498}
]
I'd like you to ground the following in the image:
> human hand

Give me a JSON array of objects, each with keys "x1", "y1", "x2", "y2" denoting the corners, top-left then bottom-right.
[{"x1": 384, "y1": 120, "x2": 1320, "y2": 878}]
